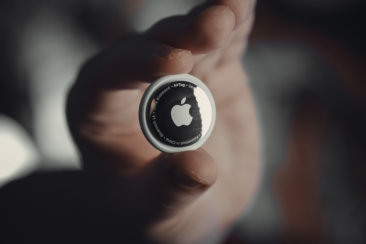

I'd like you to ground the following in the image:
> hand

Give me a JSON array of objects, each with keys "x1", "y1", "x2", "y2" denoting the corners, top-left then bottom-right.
[{"x1": 67, "y1": 0, "x2": 260, "y2": 243}]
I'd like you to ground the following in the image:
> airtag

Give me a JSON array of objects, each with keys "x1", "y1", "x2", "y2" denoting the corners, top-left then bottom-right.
[{"x1": 139, "y1": 74, "x2": 216, "y2": 153}]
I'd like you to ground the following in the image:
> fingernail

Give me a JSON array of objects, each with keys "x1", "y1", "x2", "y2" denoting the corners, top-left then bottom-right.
[
  {"x1": 158, "y1": 46, "x2": 174, "y2": 57},
  {"x1": 172, "y1": 167, "x2": 203, "y2": 188}
]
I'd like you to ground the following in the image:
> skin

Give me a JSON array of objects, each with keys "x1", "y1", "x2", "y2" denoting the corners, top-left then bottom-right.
[{"x1": 67, "y1": 0, "x2": 261, "y2": 243}]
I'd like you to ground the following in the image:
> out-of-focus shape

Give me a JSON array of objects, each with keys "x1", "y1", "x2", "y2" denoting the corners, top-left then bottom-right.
[
  {"x1": 19, "y1": 7, "x2": 97, "y2": 169},
  {"x1": 0, "y1": 115, "x2": 39, "y2": 187}
]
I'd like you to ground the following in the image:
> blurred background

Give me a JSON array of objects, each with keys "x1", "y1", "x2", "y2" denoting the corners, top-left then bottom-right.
[{"x1": 0, "y1": 0, "x2": 365, "y2": 243}]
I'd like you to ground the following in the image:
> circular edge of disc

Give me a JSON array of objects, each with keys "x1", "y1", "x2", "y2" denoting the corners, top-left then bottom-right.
[{"x1": 139, "y1": 74, "x2": 216, "y2": 153}]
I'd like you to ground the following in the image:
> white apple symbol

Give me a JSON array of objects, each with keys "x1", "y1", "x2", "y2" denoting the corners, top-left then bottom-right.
[{"x1": 171, "y1": 97, "x2": 193, "y2": 127}]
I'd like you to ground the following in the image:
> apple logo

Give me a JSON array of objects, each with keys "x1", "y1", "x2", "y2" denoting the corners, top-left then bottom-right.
[{"x1": 171, "y1": 97, "x2": 193, "y2": 127}]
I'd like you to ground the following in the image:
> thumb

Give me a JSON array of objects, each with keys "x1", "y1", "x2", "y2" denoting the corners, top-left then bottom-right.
[{"x1": 144, "y1": 149, "x2": 217, "y2": 218}]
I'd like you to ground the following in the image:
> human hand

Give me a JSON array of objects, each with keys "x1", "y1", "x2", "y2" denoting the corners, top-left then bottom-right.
[{"x1": 67, "y1": 0, "x2": 260, "y2": 243}]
